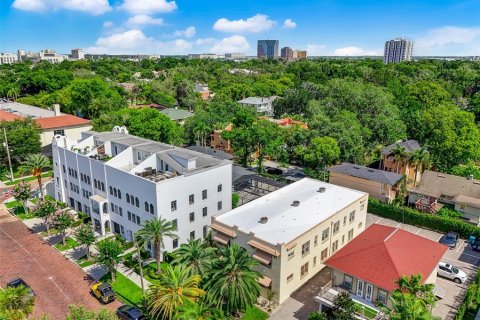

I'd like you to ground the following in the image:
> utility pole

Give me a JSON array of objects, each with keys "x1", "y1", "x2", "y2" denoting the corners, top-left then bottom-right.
[{"x1": 3, "y1": 127, "x2": 14, "y2": 181}]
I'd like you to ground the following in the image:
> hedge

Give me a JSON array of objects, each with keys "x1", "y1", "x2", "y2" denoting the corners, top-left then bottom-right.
[
  {"x1": 368, "y1": 199, "x2": 480, "y2": 239},
  {"x1": 455, "y1": 269, "x2": 480, "y2": 319}
]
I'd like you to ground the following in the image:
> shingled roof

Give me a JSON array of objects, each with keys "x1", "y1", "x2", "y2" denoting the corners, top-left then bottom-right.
[
  {"x1": 329, "y1": 163, "x2": 403, "y2": 185},
  {"x1": 381, "y1": 139, "x2": 422, "y2": 155}
]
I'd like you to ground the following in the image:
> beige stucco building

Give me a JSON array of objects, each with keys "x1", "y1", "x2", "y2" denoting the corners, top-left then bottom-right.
[
  {"x1": 380, "y1": 139, "x2": 424, "y2": 186},
  {"x1": 329, "y1": 163, "x2": 403, "y2": 203},
  {"x1": 211, "y1": 178, "x2": 368, "y2": 304}
]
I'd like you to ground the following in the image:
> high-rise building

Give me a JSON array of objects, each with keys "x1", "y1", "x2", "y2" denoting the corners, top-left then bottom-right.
[
  {"x1": 384, "y1": 38, "x2": 413, "y2": 64},
  {"x1": 293, "y1": 50, "x2": 307, "y2": 59},
  {"x1": 70, "y1": 48, "x2": 85, "y2": 60},
  {"x1": 257, "y1": 40, "x2": 279, "y2": 59},
  {"x1": 281, "y1": 47, "x2": 293, "y2": 59}
]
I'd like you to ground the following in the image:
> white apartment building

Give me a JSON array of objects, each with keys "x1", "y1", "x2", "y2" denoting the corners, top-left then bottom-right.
[
  {"x1": 384, "y1": 38, "x2": 413, "y2": 64},
  {"x1": 52, "y1": 127, "x2": 232, "y2": 254},
  {"x1": 211, "y1": 178, "x2": 368, "y2": 304},
  {"x1": 0, "y1": 53, "x2": 18, "y2": 64},
  {"x1": 70, "y1": 48, "x2": 85, "y2": 60},
  {"x1": 237, "y1": 96, "x2": 278, "y2": 116}
]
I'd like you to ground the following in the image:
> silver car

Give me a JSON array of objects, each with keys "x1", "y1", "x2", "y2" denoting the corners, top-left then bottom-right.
[{"x1": 437, "y1": 262, "x2": 467, "y2": 283}]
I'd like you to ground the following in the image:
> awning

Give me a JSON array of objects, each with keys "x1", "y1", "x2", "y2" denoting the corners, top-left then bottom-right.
[
  {"x1": 285, "y1": 242, "x2": 297, "y2": 251},
  {"x1": 211, "y1": 223, "x2": 236, "y2": 237},
  {"x1": 258, "y1": 275, "x2": 272, "y2": 288},
  {"x1": 213, "y1": 233, "x2": 230, "y2": 245},
  {"x1": 253, "y1": 250, "x2": 272, "y2": 265},
  {"x1": 247, "y1": 239, "x2": 280, "y2": 256}
]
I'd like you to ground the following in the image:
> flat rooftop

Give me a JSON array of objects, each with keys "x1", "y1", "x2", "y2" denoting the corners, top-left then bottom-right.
[
  {"x1": 0, "y1": 100, "x2": 59, "y2": 118},
  {"x1": 215, "y1": 178, "x2": 367, "y2": 245}
]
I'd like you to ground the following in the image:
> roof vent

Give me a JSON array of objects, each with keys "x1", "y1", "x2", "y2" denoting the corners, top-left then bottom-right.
[
  {"x1": 291, "y1": 200, "x2": 300, "y2": 207},
  {"x1": 318, "y1": 187, "x2": 326, "y2": 193},
  {"x1": 259, "y1": 217, "x2": 268, "y2": 224}
]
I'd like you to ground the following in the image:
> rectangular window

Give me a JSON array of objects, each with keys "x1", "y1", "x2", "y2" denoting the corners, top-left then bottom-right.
[
  {"x1": 349, "y1": 210, "x2": 355, "y2": 223},
  {"x1": 322, "y1": 228, "x2": 329, "y2": 242},
  {"x1": 344, "y1": 275, "x2": 353, "y2": 289},
  {"x1": 173, "y1": 238, "x2": 178, "y2": 249},
  {"x1": 203, "y1": 225, "x2": 208, "y2": 238},
  {"x1": 190, "y1": 231, "x2": 195, "y2": 240},
  {"x1": 189, "y1": 212, "x2": 195, "y2": 222},
  {"x1": 358, "y1": 222, "x2": 363, "y2": 229},
  {"x1": 348, "y1": 229, "x2": 354, "y2": 241},
  {"x1": 301, "y1": 241, "x2": 310, "y2": 257},
  {"x1": 313, "y1": 256, "x2": 317, "y2": 267},
  {"x1": 288, "y1": 250, "x2": 295, "y2": 260},
  {"x1": 171, "y1": 201, "x2": 177, "y2": 211},
  {"x1": 333, "y1": 221, "x2": 340, "y2": 234},
  {"x1": 202, "y1": 207, "x2": 207, "y2": 217},
  {"x1": 314, "y1": 235, "x2": 318, "y2": 247},
  {"x1": 128, "y1": 212, "x2": 132, "y2": 221},
  {"x1": 378, "y1": 290, "x2": 388, "y2": 304},
  {"x1": 202, "y1": 189, "x2": 207, "y2": 200},
  {"x1": 136, "y1": 216, "x2": 140, "y2": 225},
  {"x1": 217, "y1": 201, "x2": 222, "y2": 211},
  {"x1": 321, "y1": 248, "x2": 328, "y2": 261},
  {"x1": 343, "y1": 216, "x2": 347, "y2": 226},
  {"x1": 360, "y1": 203, "x2": 365, "y2": 211},
  {"x1": 342, "y1": 235, "x2": 345, "y2": 245},
  {"x1": 287, "y1": 274, "x2": 293, "y2": 283},
  {"x1": 332, "y1": 240, "x2": 339, "y2": 253},
  {"x1": 171, "y1": 219, "x2": 177, "y2": 230},
  {"x1": 300, "y1": 262, "x2": 309, "y2": 278},
  {"x1": 189, "y1": 194, "x2": 194, "y2": 205},
  {"x1": 217, "y1": 184, "x2": 222, "y2": 192}
]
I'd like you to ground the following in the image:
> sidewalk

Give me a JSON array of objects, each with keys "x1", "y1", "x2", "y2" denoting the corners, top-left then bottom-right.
[{"x1": 117, "y1": 263, "x2": 152, "y2": 289}]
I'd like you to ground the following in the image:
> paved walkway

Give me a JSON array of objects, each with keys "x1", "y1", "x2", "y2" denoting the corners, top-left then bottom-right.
[{"x1": 117, "y1": 263, "x2": 152, "y2": 290}]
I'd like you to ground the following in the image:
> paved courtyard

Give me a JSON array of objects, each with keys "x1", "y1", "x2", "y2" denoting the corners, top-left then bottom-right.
[
  {"x1": 0, "y1": 207, "x2": 121, "y2": 319},
  {"x1": 269, "y1": 213, "x2": 480, "y2": 320}
]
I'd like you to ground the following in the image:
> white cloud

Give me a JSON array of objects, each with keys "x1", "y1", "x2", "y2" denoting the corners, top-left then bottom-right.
[
  {"x1": 126, "y1": 15, "x2": 163, "y2": 27},
  {"x1": 174, "y1": 26, "x2": 196, "y2": 38},
  {"x1": 333, "y1": 46, "x2": 381, "y2": 56},
  {"x1": 213, "y1": 14, "x2": 275, "y2": 33},
  {"x1": 306, "y1": 44, "x2": 327, "y2": 55},
  {"x1": 195, "y1": 38, "x2": 216, "y2": 46},
  {"x1": 211, "y1": 35, "x2": 250, "y2": 54},
  {"x1": 120, "y1": 0, "x2": 177, "y2": 14},
  {"x1": 103, "y1": 21, "x2": 113, "y2": 28},
  {"x1": 414, "y1": 26, "x2": 480, "y2": 55},
  {"x1": 283, "y1": 18, "x2": 297, "y2": 29},
  {"x1": 86, "y1": 29, "x2": 192, "y2": 54},
  {"x1": 12, "y1": 0, "x2": 111, "y2": 15}
]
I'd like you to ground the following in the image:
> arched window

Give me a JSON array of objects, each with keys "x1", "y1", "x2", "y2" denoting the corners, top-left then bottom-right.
[
  {"x1": 118, "y1": 190, "x2": 121, "y2": 199},
  {"x1": 101, "y1": 182, "x2": 105, "y2": 191},
  {"x1": 135, "y1": 197, "x2": 139, "y2": 208},
  {"x1": 102, "y1": 203, "x2": 107, "y2": 213},
  {"x1": 145, "y1": 201, "x2": 149, "y2": 212},
  {"x1": 114, "y1": 188, "x2": 117, "y2": 197},
  {"x1": 150, "y1": 204, "x2": 154, "y2": 215},
  {"x1": 109, "y1": 186, "x2": 113, "y2": 195},
  {"x1": 130, "y1": 195, "x2": 134, "y2": 204}
]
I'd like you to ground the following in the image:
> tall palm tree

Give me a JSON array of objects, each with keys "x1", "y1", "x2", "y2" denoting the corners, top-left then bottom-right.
[
  {"x1": 136, "y1": 217, "x2": 177, "y2": 274},
  {"x1": 389, "y1": 144, "x2": 408, "y2": 174},
  {"x1": 18, "y1": 154, "x2": 51, "y2": 199},
  {"x1": 387, "y1": 291, "x2": 432, "y2": 320},
  {"x1": 395, "y1": 274, "x2": 436, "y2": 310},
  {"x1": 0, "y1": 285, "x2": 35, "y2": 320},
  {"x1": 205, "y1": 243, "x2": 261, "y2": 315},
  {"x1": 409, "y1": 148, "x2": 430, "y2": 186},
  {"x1": 172, "y1": 239, "x2": 216, "y2": 276},
  {"x1": 148, "y1": 264, "x2": 205, "y2": 320}
]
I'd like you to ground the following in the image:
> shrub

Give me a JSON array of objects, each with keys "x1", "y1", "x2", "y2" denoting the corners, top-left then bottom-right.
[
  {"x1": 455, "y1": 267, "x2": 480, "y2": 319},
  {"x1": 368, "y1": 199, "x2": 480, "y2": 238}
]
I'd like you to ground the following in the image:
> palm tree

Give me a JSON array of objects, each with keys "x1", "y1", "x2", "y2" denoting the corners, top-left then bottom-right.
[
  {"x1": 387, "y1": 291, "x2": 432, "y2": 320},
  {"x1": 395, "y1": 274, "x2": 436, "y2": 310},
  {"x1": 0, "y1": 285, "x2": 35, "y2": 320},
  {"x1": 7, "y1": 87, "x2": 19, "y2": 102},
  {"x1": 174, "y1": 300, "x2": 226, "y2": 320},
  {"x1": 148, "y1": 264, "x2": 205, "y2": 320},
  {"x1": 409, "y1": 148, "x2": 430, "y2": 186},
  {"x1": 205, "y1": 243, "x2": 261, "y2": 315},
  {"x1": 389, "y1": 144, "x2": 408, "y2": 174},
  {"x1": 172, "y1": 239, "x2": 216, "y2": 276},
  {"x1": 136, "y1": 217, "x2": 177, "y2": 274},
  {"x1": 95, "y1": 238, "x2": 124, "y2": 281},
  {"x1": 18, "y1": 154, "x2": 51, "y2": 199}
]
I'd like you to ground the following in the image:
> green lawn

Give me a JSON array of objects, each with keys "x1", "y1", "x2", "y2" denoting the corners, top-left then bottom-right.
[
  {"x1": 242, "y1": 306, "x2": 268, "y2": 320},
  {"x1": 354, "y1": 302, "x2": 378, "y2": 319},
  {"x1": 40, "y1": 228, "x2": 60, "y2": 237},
  {"x1": 77, "y1": 254, "x2": 95, "y2": 268},
  {"x1": 101, "y1": 271, "x2": 144, "y2": 305},
  {"x1": 54, "y1": 237, "x2": 79, "y2": 251},
  {"x1": 5, "y1": 200, "x2": 22, "y2": 209},
  {"x1": 5, "y1": 201, "x2": 36, "y2": 219}
]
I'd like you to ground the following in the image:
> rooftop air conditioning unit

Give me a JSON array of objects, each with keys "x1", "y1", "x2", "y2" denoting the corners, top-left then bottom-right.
[
  {"x1": 292, "y1": 200, "x2": 300, "y2": 207},
  {"x1": 318, "y1": 187, "x2": 326, "y2": 193},
  {"x1": 259, "y1": 217, "x2": 268, "y2": 224}
]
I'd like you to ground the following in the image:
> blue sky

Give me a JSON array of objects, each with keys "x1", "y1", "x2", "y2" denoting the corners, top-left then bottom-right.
[{"x1": 0, "y1": 0, "x2": 479, "y2": 56}]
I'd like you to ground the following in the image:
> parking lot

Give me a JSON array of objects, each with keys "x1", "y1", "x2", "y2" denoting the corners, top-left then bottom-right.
[{"x1": 366, "y1": 214, "x2": 480, "y2": 319}]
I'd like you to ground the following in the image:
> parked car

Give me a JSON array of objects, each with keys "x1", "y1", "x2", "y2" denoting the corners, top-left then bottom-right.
[
  {"x1": 470, "y1": 237, "x2": 480, "y2": 252},
  {"x1": 7, "y1": 278, "x2": 35, "y2": 296},
  {"x1": 438, "y1": 262, "x2": 467, "y2": 283},
  {"x1": 440, "y1": 231, "x2": 459, "y2": 249},
  {"x1": 90, "y1": 282, "x2": 115, "y2": 304},
  {"x1": 116, "y1": 305, "x2": 145, "y2": 320},
  {"x1": 264, "y1": 167, "x2": 283, "y2": 175}
]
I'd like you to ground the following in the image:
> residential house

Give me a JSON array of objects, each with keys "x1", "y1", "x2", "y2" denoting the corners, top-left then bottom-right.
[
  {"x1": 195, "y1": 83, "x2": 213, "y2": 100},
  {"x1": 52, "y1": 127, "x2": 232, "y2": 256},
  {"x1": 259, "y1": 116, "x2": 308, "y2": 129},
  {"x1": 329, "y1": 163, "x2": 403, "y2": 203},
  {"x1": 408, "y1": 170, "x2": 480, "y2": 224},
  {"x1": 316, "y1": 224, "x2": 447, "y2": 314},
  {"x1": 210, "y1": 123, "x2": 234, "y2": 154},
  {"x1": 237, "y1": 96, "x2": 278, "y2": 116},
  {"x1": 159, "y1": 108, "x2": 194, "y2": 125},
  {"x1": 211, "y1": 178, "x2": 368, "y2": 304},
  {"x1": 380, "y1": 139, "x2": 425, "y2": 186}
]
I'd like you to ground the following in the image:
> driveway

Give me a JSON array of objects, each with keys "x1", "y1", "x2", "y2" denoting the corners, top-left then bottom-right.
[
  {"x1": 0, "y1": 208, "x2": 121, "y2": 319},
  {"x1": 269, "y1": 213, "x2": 480, "y2": 320}
]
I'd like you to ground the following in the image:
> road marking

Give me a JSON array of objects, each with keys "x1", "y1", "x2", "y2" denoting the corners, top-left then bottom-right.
[
  {"x1": 375, "y1": 217, "x2": 383, "y2": 224},
  {"x1": 437, "y1": 235, "x2": 443, "y2": 242},
  {"x1": 0, "y1": 226, "x2": 71, "y2": 301},
  {"x1": 457, "y1": 245, "x2": 464, "y2": 253},
  {"x1": 395, "y1": 223, "x2": 402, "y2": 228},
  {"x1": 415, "y1": 228, "x2": 422, "y2": 234}
]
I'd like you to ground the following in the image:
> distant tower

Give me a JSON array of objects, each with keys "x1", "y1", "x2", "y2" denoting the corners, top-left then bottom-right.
[
  {"x1": 384, "y1": 38, "x2": 413, "y2": 64},
  {"x1": 257, "y1": 40, "x2": 279, "y2": 59},
  {"x1": 71, "y1": 48, "x2": 85, "y2": 60},
  {"x1": 281, "y1": 47, "x2": 293, "y2": 59}
]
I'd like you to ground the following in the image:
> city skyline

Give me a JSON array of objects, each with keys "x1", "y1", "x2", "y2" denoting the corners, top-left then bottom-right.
[{"x1": 0, "y1": 0, "x2": 479, "y2": 56}]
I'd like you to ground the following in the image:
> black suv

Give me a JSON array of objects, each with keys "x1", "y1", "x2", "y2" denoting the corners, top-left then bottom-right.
[{"x1": 116, "y1": 305, "x2": 145, "y2": 320}]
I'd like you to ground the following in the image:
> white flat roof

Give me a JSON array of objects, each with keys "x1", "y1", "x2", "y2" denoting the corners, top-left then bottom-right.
[{"x1": 216, "y1": 178, "x2": 366, "y2": 245}]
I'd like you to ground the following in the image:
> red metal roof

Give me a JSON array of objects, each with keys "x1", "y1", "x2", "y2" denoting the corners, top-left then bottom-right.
[
  {"x1": 325, "y1": 224, "x2": 448, "y2": 291},
  {"x1": 0, "y1": 110, "x2": 24, "y2": 121},
  {"x1": 35, "y1": 115, "x2": 90, "y2": 130}
]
